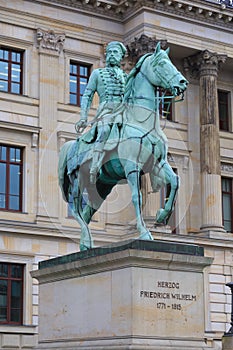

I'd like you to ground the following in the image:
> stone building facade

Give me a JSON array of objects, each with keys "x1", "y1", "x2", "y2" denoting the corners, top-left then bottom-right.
[{"x1": 0, "y1": 0, "x2": 232, "y2": 348}]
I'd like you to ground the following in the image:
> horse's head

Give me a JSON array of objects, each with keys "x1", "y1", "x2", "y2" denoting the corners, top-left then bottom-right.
[{"x1": 144, "y1": 42, "x2": 188, "y2": 97}]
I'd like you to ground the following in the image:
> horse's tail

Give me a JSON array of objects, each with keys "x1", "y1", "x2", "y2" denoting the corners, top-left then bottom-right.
[{"x1": 58, "y1": 140, "x2": 75, "y2": 202}]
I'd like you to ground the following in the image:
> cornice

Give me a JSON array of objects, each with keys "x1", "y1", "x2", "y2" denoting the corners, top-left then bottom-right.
[
  {"x1": 0, "y1": 218, "x2": 80, "y2": 240},
  {"x1": 156, "y1": 0, "x2": 233, "y2": 26},
  {"x1": 29, "y1": 0, "x2": 233, "y2": 28}
]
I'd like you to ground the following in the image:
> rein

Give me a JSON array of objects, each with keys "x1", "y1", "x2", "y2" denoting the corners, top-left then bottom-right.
[
  {"x1": 132, "y1": 71, "x2": 181, "y2": 120},
  {"x1": 136, "y1": 63, "x2": 184, "y2": 119}
]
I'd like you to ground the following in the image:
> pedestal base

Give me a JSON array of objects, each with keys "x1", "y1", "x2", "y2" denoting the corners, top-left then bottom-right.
[
  {"x1": 33, "y1": 338, "x2": 215, "y2": 350},
  {"x1": 32, "y1": 239, "x2": 214, "y2": 350}
]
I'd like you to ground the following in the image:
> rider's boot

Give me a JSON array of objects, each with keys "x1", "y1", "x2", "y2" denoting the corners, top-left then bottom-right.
[{"x1": 90, "y1": 150, "x2": 102, "y2": 184}]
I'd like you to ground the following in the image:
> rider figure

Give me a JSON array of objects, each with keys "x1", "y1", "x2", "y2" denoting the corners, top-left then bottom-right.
[{"x1": 76, "y1": 41, "x2": 127, "y2": 184}]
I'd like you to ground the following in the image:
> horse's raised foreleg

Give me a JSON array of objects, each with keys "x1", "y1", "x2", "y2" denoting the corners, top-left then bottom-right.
[
  {"x1": 155, "y1": 160, "x2": 179, "y2": 224},
  {"x1": 127, "y1": 170, "x2": 153, "y2": 241},
  {"x1": 72, "y1": 176, "x2": 93, "y2": 251}
]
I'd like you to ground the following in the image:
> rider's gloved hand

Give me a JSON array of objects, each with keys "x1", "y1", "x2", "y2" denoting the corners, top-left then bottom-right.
[{"x1": 75, "y1": 117, "x2": 88, "y2": 133}]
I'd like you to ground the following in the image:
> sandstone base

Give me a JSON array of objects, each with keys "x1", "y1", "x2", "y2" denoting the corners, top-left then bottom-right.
[{"x1": 32, "y1": 239, "x2": 214, "y2": 350}]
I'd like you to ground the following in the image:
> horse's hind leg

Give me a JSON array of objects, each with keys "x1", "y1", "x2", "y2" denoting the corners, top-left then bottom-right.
[
  {"x1": 155, "y1": 160, "x2": 179, "y2": 224},
  {"x1": 126, "y1": 169, "x2": 153, "y2": 241},
  {"x1": 82, "y1": 182, "x2": 115, "y2": 224},
  {"x1": 72, "y1": 176, "x2": 93, "y2": 251},
  {"x1": 82, "y1": 205, "x2": 97, "y2": 224}
]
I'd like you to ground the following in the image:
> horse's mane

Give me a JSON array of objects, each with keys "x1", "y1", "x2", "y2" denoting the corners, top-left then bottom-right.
[
  {"x1": 124, "y1": 49, "x2": 170, "y2": 103},
  {"x1": 124, "y1": 53, "x2": 152, "y2": 102}
]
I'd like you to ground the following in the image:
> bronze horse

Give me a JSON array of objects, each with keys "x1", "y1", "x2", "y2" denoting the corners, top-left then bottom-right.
[{"x1": 58, "y1": 43, "x2": 188, "y2": 250}]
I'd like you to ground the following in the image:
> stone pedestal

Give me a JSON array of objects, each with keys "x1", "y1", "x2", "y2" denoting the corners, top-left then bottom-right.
[{"x1": 32, "y1": 240, "x2": 213, "y2": 350}]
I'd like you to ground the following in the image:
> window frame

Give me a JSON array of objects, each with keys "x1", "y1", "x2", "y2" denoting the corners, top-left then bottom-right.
[
  {"x1": 0, "y1": 47, "x2": 23, "y2": 95},
  {"x1": 67, "y1": 191, "x2": 88, "y2": 218},
  {"x1": 69, "y1": 62, "x2": 91, "y2": 106},
  {"x1": 0, "y1": 262, "x2": 24, "y2": 325},
  {"x1": 218, "y1": 89, "x2": 230, "y2": 132},
  {"x1": 158, "y1": 88, "x2": 173, "y2": 121},
  {"x1": 67, "y1": 193, "x2": 73, "y2": 218},
  {"x1": 0, "y1": 144, "x2": 23, "y2": 212},
  {"x1": 221, "y1": 177, "x2": 233, "y2": 233}
]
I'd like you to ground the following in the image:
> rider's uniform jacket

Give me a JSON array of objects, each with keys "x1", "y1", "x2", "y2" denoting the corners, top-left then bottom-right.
[{"x1": 80, "y1": 66, "x2": 127, "y2": 121}]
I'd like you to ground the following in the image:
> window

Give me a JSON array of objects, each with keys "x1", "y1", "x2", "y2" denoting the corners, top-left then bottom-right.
[
  {"x1": 0, "y1": 145, "x2": 23, "y2": 211},
  {"x1": 158, "y1": 88, "x2": 173, "y2": 121},
  {"x1": 0, "y1": 263, "x2": 24, "y2": 325},
  {"x1": 218, "y1": 0, "x2": 233, "y2": 8},
  {"x1": 69, "y1": 62, "x2": 90, "y2": 106},
  {"x1": 67, "y1": 193, "x2": 73, "y2": 218},
  {"x1": 222, "y1": 177, "x2": 232, "y2": 232},
  {"x1": 67, "y1": 191, "x2": 88, "y2": 217},
  {"x1": 218, "y1": 90, "x2": 230, "y2": 131},
  {"x1": 0, "y1": 47, "x2": 23, "y2": 94}
]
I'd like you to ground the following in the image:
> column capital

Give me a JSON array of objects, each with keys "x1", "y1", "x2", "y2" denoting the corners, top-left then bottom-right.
[
  {"x1": 36, "y1": 28, "x2": 65, "y2": 55},
  {"x1": 126, "y1": 34, "x2": 167, "y2": 63},
  {"x1": 184, "y1": 50, "x2": 227, "y2": 78}
]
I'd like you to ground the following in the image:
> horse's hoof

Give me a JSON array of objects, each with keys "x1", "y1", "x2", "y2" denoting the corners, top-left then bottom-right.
[
  {"x1": 139, "y1": 231, "x2": 154, "y2": 240},
  {"x1": 80, "y1": 243, "x2": 92, "y2": 251},
  {"x1": 156, "y1": 209, "x2": 168, "y2": 223}
]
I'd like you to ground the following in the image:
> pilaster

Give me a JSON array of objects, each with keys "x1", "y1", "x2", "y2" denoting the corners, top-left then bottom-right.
[{"x1": 36, "y1": 28, "x2": 65, "y2": 224}]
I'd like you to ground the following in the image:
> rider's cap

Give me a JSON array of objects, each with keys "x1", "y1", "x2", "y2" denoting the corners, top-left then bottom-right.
[{"x1": 106, "y1": 41, "x2": 127, "y2": 57}]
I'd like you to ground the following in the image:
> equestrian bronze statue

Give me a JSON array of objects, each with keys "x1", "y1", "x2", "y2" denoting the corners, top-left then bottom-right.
[{"x1": 58, "y1": 42, "x2": 188, "y2": 251}]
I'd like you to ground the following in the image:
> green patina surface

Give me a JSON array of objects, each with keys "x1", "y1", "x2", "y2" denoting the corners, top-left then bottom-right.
[
  {"x1": 58, "y1": 43, "x2": 189, "y2": 252},
  {"x1": 39, "y1": 239, "x2": 204, "y2": 270}
]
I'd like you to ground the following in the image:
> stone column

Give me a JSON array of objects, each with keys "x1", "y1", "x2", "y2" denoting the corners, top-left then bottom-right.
[
  {"x1": 36, "y1": 28, "x2": 65, "y2": 224},
  {"x1": 184, "y1": 50, "x2": 227, "y2": 232}
]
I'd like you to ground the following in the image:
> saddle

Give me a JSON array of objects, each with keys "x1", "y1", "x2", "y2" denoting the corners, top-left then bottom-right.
[{"x1": 67, "y1": 122, "x2": 120, "y2": 176}]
